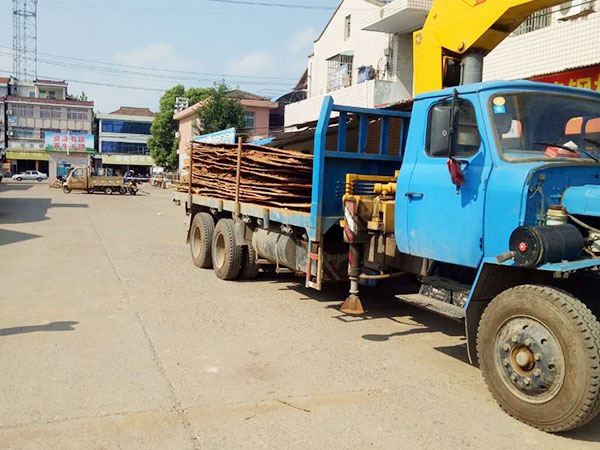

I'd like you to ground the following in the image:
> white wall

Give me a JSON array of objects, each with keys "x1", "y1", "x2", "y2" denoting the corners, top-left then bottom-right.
[
  {"x1": 309, "y1": 0, "x2": 393, "y2": 99},
  {"x1": 484, "y1": 10, "x2": 600, "y2": 81}
]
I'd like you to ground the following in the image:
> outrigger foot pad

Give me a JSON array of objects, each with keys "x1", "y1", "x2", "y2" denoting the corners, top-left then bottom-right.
[{"x1": 341, "y1": 294, "x2": 365, "y2": 315}]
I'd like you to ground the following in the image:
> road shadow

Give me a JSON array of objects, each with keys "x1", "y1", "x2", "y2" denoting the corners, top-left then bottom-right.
[
  {"x1": 0, "y1": 321, "x2": 79, "y2": 337},
  {"x1": 0, "y1": 228, "x2": 41, "y2": 246},
  {"x1": 561, "y1": 414, "x2": 600, "y2": 442},
  {"x1": 281, "y1": 277, "x2": 464, "y2": 336},
  {"x1": 0, "y1": 198, "x2": 88, "y2": 225},
  {"x1": 0, "y1": 182, "x2": 34, "y2": 191}
]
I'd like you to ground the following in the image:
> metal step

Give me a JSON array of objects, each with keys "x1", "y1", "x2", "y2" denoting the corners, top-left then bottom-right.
[{"x1": 395, "y1": 293, "x2": 466, "y2": 321}]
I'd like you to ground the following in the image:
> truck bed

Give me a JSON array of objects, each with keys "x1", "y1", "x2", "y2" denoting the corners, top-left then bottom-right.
[
  {"x1": 178, "y1": 98, "x2": 411, "y2": 242},
  {"x1": 90, "y1": 176, "x2": 124, "y2": 187}
]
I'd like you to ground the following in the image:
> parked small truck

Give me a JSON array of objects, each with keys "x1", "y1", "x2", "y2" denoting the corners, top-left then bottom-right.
[{"x1": 62, "y1": 166, "x2": 137, "y2": 195}]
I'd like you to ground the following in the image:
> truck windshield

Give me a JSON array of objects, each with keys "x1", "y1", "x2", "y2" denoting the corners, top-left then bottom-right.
[{"x1": 490, "y1": 93, "x2": 600, "y2": 162}]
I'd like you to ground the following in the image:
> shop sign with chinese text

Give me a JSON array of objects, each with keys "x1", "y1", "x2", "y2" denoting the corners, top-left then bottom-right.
[
  {"x1": 530, "y1": 66, "x2": 600, "y2": 92},
  {"x1": 45, "y1": 132, "x2": 95, "y2": 153}
]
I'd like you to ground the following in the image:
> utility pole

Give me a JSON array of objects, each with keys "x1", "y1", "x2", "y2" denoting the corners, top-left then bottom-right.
[{"x1": 13, "y1": 0, "x2": 38, "y2": 80}]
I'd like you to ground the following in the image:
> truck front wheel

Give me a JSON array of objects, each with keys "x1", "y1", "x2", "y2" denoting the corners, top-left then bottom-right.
[
  {"x1": 62, "y1": 185, "x2": 71, "y2": 194},
  {"x1": 477, "y1": 285, "x2": 600, "y2": 432},
  {"x1": 211, "y1": 218, "x2": 241, "y2": 280},
  {"x1": 190, "y1": 212, "x2": 214, "y2": 268}
]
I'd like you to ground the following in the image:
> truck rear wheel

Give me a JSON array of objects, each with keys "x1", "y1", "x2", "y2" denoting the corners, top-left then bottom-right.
[
  {"x1": 477, "y1": 285, "x2": 600, "y2": 432},
  {"x1": 105, "y1": 187, "x2": 113, "y2": 195},
  {"x1": 190, "y1": 212, "x2": 214, "y2": 268},
  {"x1": 211, "y1": 218, "x2": 241, "y2": 280},
  {"x1": 240, "y1": 245, "x2": 259, "y2": 279}
]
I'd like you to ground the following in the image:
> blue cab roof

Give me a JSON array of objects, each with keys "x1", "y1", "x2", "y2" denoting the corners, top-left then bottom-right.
[{"x1": 415, "y1": 80, "x2": 600, "y2": 101}]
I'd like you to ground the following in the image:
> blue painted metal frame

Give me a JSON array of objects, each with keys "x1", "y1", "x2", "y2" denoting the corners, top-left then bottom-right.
[
  {"x1": 180, "y1": 96, "x2": 410, "y2": 243},
  {"x1": 309, "y1": 96, "x2": 411, "y2": 241}
]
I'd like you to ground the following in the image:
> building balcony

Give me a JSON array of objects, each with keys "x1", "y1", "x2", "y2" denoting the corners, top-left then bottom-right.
[
  {"x1": 362, "y1": 0, "x2": 433, "y2": 34},
  {"x1": 284, "y1": 79, "x2": 409, "y2": 128}
]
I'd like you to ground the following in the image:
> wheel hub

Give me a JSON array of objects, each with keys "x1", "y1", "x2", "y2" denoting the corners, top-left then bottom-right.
[{"x1": 495, "y1": 316, "x2": 565, "y2": 403}]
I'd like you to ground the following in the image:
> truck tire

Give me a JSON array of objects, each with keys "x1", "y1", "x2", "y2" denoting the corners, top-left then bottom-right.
[
  {"x1": 62, "y1": 185, "x2": 72, "y2": 194},
  {"x1": 105, "y1": 187, "x2": 113, "y2": 195},
  {"x1": 477, "y1": 285, "x2": 600, "y2": 432},
  {"x1": 240, "y1": 245, "x2": 259, "y2": 279},
  {"x1": 87, "y1": 187, "x2": 94, "y2": 194},
  {"x1": 190, "y1": 212, "x2": 214, "y2": 269},
  {"x1": 211, "y1": 218, "x2": 242, "y2": 280}
]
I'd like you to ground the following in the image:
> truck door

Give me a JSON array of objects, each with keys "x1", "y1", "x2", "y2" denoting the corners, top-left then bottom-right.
[
  {"x1": 406, "y1": 96, "x2": 492, "y2": 268},
  {"x1": 70, "y1": 168, "x2": 86, "y2": 190}
]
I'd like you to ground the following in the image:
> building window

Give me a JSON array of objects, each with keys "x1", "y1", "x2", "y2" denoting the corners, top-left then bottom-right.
[
  {"x1": 327, "y1": 53, "x2": 353, "y2": 92},
  {"x1": 102, "y1": 141, "x2": 149, "y2": 155},
  {"x1": 101, "y1": 120, "x2": 152, "y2": 135},
  {"x1": 12, "y1": 104, "x2": 35, "y2": 118},
  {"x1": 512, "y1": 8, "x2": 551, "y2": 35},
  {"x1": 41, "y1": 128, "x2": 60, "y2": 138},
  {"x1": 40, "y1": 106, "x2": 62, "y2": 119},
  {"x1": 67, "y1": 108, "x2": 89, "y2": 121},
  {"x1": 48, "y1": 91, "x2": 56, "y2": 99},
  {"x1": 344, "y1": 15, "x2": 351, "y2": 40},
  {"x1": 12, "y1": 127, "x2": 35, "y2": 138},
  {"x1": 245, "y1": 111, "x2": 256, "y2": 133}
]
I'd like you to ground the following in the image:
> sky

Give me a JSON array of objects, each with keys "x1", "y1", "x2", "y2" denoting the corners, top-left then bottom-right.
[{"x1": 0, "y1": 0, "x2": 348, "y2": 113}]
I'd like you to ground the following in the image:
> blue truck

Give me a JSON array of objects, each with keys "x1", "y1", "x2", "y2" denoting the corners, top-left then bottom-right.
[{"x1": 177, "y1": 80, "x2": 600, "y2": 432}]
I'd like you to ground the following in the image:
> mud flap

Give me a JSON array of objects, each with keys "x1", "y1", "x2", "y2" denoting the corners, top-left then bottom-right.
[{"x1": 465, "y1": 300, "x2": 487, "y2": 366}]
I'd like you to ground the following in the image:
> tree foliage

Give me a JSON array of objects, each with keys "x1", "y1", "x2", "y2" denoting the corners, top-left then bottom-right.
[
  {"x1": 196, "y1": 83, "x2": 247, "y2": 136},
  {"x1": 148, "y1": 85, "x2": 211, "y2": 168}
]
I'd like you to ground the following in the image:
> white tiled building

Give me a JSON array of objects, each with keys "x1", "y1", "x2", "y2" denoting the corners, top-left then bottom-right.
[
  {"x1": 286, "y1": 0, "x2": 432, "y2": 127},
  {"x1": 287, "y1": 0, "x2": 600, "y2": 127}
]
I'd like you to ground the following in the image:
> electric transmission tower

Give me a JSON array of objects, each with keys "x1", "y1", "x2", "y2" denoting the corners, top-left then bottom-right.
[{"x1": 13, "y1": 0, "x2": 38, "y2": 80}]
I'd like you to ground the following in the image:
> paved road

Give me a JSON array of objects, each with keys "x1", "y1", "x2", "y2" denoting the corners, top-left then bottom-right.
[{"x1": 1, "y1": 181, "x2": 600, "y2": 449}]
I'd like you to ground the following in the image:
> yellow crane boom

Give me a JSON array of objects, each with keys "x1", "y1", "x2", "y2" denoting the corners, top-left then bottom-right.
[{"x1": 413, "y1": 0, "x2": 568, "y2": 95}]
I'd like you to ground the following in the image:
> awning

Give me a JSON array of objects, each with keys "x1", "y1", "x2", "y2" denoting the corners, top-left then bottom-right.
[
  {"x1": 101, "y1": 154, "x2": 154, "y2": 166},
  {"x1": 6, "y1": 150, "x2": 49, "y2": 161}
]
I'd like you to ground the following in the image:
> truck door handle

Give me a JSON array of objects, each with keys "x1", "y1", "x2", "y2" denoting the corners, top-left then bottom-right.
[{"x1": 405, "y1": 192, "x2": 424, "y2": 199}]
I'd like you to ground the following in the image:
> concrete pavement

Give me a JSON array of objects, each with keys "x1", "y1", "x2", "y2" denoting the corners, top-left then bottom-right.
[{"x1": 1, "y1": 181, "x2": 600, "y2": 449}]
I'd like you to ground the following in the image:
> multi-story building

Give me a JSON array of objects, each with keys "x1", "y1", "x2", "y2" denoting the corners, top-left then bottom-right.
[
  {"x1": 287, "y1": 0, "x2": 600, "y2": 127},
  {"x1": 4, "y1": 79, "x2": 94, "y2": 178},
  {"x1": 97, "y1": 107, "x2": 155, "y2": 176},
  {"x1": 285, "y1": 0, "x2": 422, "y2": 127},
  {"x1": 0, "y1": 77, "x2": 9, "y2": 171},
  {"x1": 174, "y1": 90, "x2": 278, "y2": 177}
]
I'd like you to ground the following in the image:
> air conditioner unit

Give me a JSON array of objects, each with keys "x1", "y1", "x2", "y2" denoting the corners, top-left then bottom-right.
[
  {"x1": 7, "y1": 130, "x2": 13, "y2": 136},
  {"x1": 554, "y1": 0, "x2": 592, "y2": 22},
  {"x1": 6, "y1": 109, "x2": 12, "y2": 115}
]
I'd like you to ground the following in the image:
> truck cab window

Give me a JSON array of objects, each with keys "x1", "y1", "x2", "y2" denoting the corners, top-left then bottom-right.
[
  {"x1": 426, "y1": 100, "x2": 481, "y2": 158},
  {"x1": 73, "y1": 169, "x2": 83, "y2": 178}
]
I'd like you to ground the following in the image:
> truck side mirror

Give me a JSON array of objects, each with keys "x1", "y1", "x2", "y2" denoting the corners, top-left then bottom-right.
[{"x1": 429, "y1": 105, "x2": 453, "y2": 157}]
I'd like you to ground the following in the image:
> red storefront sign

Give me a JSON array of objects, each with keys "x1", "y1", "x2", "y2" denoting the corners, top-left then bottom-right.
[{"x1": 530, "y1": 65, "x2": 600, "y2": 92}]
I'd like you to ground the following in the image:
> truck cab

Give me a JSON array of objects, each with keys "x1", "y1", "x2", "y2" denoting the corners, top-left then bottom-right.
[
  {"x1": 396, "y1": 81, "x2": 600, "y2": 268},
  {"x1": 342, "y1": 80, "x2": 600, "y2": 432}
]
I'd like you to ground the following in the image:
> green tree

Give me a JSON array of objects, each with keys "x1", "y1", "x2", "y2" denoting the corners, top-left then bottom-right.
[
  {"x1": 67, "y1": 91, "x2": 89, "y2": 101},
  {"x1": 148, "y1": 85, "x2": 210, "y2": 168},
  {"x1": 196, "y1": 82, "x2": 247, "y2": 136}
]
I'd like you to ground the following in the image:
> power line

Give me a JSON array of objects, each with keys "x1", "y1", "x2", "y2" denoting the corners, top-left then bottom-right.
[
  {"x1": 0, "y1": 50, "x2": 297, "y2": 91},
  {"x1": 0, "y1": 45, "x2": 300, "y2": 83},
  {"x1": 49, "y1": 0, "x2": 336, "y2": 14}
]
